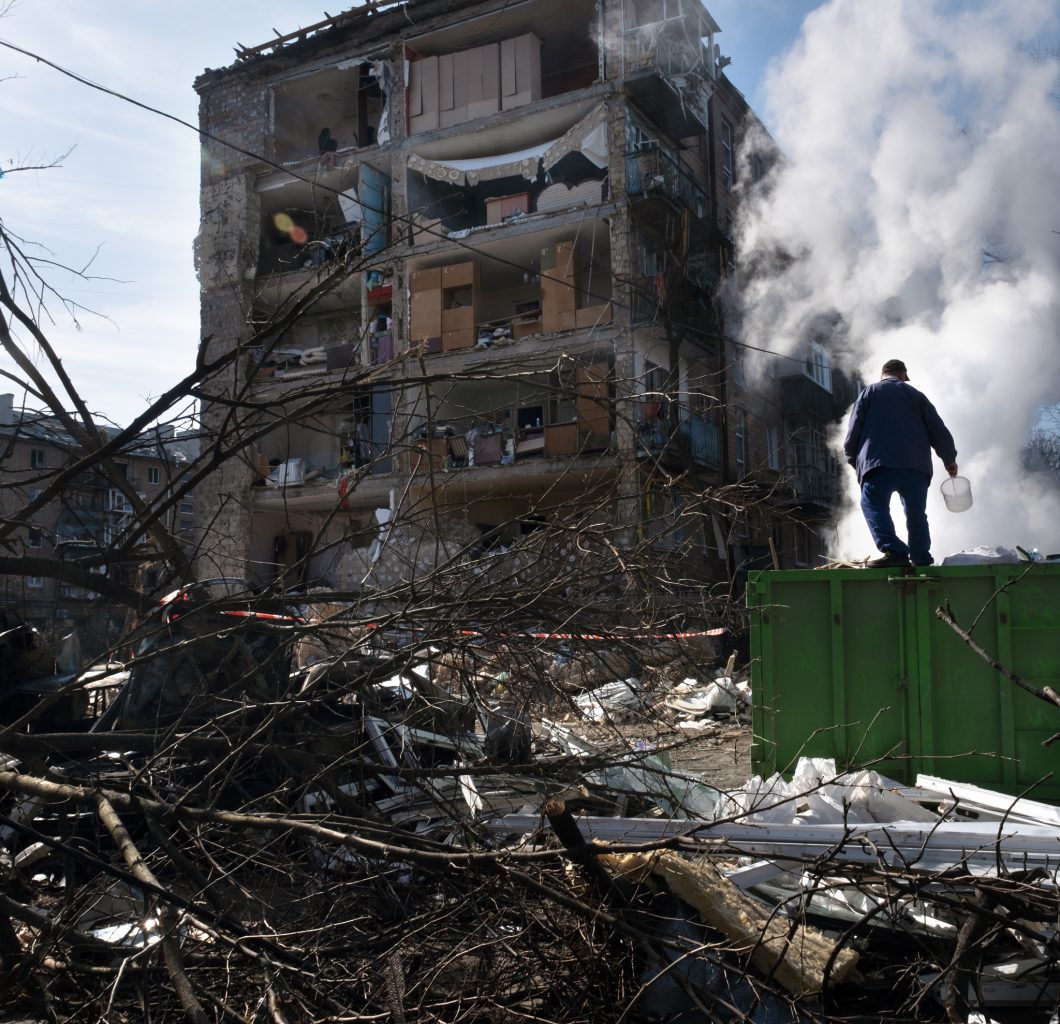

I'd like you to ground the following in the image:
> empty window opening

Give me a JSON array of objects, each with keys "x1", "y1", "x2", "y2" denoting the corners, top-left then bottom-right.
[
  {"x1": 272, "y1": 61, "x2": 387, "y2": 164},
  {"x1": 257, "y1": 162, "x2": 389, "y2": 275}
]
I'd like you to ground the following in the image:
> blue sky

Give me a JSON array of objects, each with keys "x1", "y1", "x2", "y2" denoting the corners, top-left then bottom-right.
[
  {"x1": 709, "y1": 0, "x2": 822, "y2": 109},
  {"x1": 0, "y1": 1, "x2": 816, "y2": 426}
]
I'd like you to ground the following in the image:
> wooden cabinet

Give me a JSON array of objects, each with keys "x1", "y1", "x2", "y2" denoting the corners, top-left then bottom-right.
[
  {"x1": 486, "y1": 193, "x2": 531, "y2": 224},
  {"x1": 544, "y1": 422, "x2": 580, "y2": 457},
  {"x1": 412, "y1": 437, "x2": 448, "y2": 475}
]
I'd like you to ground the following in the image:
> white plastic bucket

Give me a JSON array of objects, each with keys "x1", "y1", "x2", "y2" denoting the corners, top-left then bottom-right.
[{"x1": 940, "y1": 475, "x2": 972, "y2": 513}]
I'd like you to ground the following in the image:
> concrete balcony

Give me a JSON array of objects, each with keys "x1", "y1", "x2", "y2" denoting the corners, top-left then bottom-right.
[
  {"x1": 784, "y1": 465, "x2": 840, "y2": 509},
  {"x1": 622, "y1": 16, "x2": 714, "y2": 138},
  {"x1": 626, "y1": 147, "x2": 710, "y2": 221},
  {"x1": 636, "y1": 408, "x2": 721, "y2": 470}
]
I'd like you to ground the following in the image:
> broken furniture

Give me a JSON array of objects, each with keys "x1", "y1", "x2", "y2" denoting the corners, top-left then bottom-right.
[
  {"x1": 441, "y1": 262, "x2": 479, "y2": 350},
  {"x1": 485, "y1": 192, "x2": 531, "y2": 224},
  {"x1": 540, "y1": 239, "x2": 577, "y2": 332},
  {"x1": 410, "y1": 261, "x2": 480, "y2": 352},
  {"x1": 540, "y1": 239, "x2": 614, "y2": 333},
  {"x1": 470, "y1": 429, "x2": 504, "y2": 466},
  {"x1": 544, "y1": 422, "x2": 580, "y2": 457},
  {"x1": 515, "y1": 428, "x2": 545, "y2": 458},
  {"x1": 413, "y1": 435, "x2": 450, "y2": 475}
]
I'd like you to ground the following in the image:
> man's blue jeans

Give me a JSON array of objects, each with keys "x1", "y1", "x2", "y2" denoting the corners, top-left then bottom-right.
[{"x1": 860, "y1": 466, "x2": 932, "y2": 564}]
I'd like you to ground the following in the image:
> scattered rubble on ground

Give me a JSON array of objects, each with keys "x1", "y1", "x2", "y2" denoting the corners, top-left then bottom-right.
[{"x1": 0, "y1": 605, "x2": 1057, "y2": 1023}]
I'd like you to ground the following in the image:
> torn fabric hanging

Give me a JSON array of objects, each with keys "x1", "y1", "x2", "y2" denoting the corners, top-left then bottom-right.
[
  {"x1": 542, "y1": 105, "x2": 608, "y2": 171},
  {"x1": 407, "y1": 151, "x2": 466, "y2": 186},
  {"x1": 407, "y1": 105, "x2": 610, "y2": 188},
  {"x1": 408, "y1": 142, "x2": 551, "y2": 186}
]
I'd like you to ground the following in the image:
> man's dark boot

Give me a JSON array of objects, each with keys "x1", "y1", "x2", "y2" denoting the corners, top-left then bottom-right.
[{"x1": 865, "y1": 552, "x2": 911, "y2": 568}]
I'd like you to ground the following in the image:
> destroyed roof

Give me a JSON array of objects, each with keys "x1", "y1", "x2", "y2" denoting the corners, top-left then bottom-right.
[{"x1": 195, "y1": 0, "x2": 423, "y2": 84}]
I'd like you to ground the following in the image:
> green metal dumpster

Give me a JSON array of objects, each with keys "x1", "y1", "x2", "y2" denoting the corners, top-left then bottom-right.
[{"x1": 747, "y1": 563, "x2": 1060, "y2": 800}]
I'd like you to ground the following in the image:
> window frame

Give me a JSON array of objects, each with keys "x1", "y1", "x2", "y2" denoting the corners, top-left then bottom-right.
[
  {"x1": 766, "y1": 425, "x2": 781, "y2": 471},
  {"x1": 147, "y1": 466, "x2": 161, "y2": 485},
  {"x1": 806, "y1": 342, "x2": 833, "y2": 393},
  {"x1": 733, "y1": 408, "x2": 748, "y2": 476},
  {"x1": 720, "y1": 119, "x2": 734, "y2": 192}
]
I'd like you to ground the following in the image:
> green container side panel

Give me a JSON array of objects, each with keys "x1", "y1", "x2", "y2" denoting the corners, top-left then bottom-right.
[
  {"x1": 837, "y1": 578, "x2": 908, "y2": 768},
  {"x1": 922, "y1": 574, "x2": 1012, "y2": 785},
  {"x1": 748, "y1": 563, "x2": 1060, "y2": 801}
]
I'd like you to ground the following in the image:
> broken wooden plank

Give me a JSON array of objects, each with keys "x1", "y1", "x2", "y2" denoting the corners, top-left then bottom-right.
[{"x1": 602, "y1": 850, "x2": 859, "y2": 996}]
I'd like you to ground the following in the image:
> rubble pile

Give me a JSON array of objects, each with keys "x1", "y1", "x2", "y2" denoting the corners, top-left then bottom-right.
[{"x1": 0, "y1": 601, "x2": 1057, "y2": 1023}]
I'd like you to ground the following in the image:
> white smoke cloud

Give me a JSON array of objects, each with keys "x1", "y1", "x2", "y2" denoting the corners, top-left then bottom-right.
[{"x1": 736, "y1": 0, "x2": 1060, "y2": 560}]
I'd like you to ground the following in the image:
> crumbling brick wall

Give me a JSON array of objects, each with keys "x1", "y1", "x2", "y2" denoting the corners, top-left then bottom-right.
[{"x1": 193, "y1": 72, "x2": 270, "y2": 580}]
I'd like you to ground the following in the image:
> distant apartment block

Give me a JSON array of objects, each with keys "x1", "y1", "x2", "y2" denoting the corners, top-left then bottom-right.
[{"x1": 0, "y1": 393, "x2": 198, "y2": 651}]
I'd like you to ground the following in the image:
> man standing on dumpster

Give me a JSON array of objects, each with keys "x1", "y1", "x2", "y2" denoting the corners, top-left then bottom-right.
[{"x1": 843, "y1": 358, "x2": 959, "y2": 568}]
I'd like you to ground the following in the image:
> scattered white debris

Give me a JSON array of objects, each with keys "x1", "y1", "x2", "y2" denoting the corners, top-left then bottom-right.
[
  {"x1": 941, "y1": 545, "x2": 1021, "y2": 565},
  {"x1": 723, "y1": 758, "x2": 940, "y2": 826},
  {"x1": 573, "y1": 677, "x2": 642, "y2": 723},
  {"x1": 665, "y1": 675, "x2": 749, "y2": 721}
]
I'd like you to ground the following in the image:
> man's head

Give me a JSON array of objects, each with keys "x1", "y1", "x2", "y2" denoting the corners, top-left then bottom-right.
[{"x1": 881, "y1": 358, "x2": 909, "y2": 381}]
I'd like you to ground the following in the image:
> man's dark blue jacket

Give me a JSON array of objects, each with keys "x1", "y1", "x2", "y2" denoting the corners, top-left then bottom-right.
[{"x1": 843, "y1": 377, "x2": 957, "y2": 484}]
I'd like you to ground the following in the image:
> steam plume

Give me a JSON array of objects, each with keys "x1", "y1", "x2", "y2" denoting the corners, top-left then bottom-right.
[{"x1": 736, "y1": 0, "x2": 1060, "y2": 559}]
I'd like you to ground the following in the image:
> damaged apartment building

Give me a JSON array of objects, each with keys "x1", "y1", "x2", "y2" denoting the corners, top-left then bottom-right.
[
  {"x1": 193, "y1": 0, "x2": 850, "y2": 598},
  {"x1": 0, "y1": 394, "x2": 199, "y2": 652}
]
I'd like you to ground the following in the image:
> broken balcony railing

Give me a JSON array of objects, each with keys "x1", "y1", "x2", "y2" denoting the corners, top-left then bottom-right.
[
  {"x1": 786, "y1": 464, "x2": 839, "y2": 504},
  {"x1": 622, "y1": 18, "x2": 711, "y2": 135},
  {"x1": 625, "y1": 147, "x2": 709, "y2": 221},
  {"x1": 636, "y1": 404, "x2": 721, "y2": 469}
]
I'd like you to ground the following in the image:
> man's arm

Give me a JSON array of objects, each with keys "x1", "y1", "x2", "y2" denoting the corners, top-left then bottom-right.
[
  {"x1": 919, "y1": 394, "x2": 958, "y2": 472},
  {"x1": 843, "y1": 390, "x2": 867, "y2": 468}
]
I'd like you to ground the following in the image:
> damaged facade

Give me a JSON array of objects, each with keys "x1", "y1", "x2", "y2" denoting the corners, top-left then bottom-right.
[
  {"x1": 0, "y1": 393, "x2": 198, "y2": 652},
  {"x1": 193, "y1": 0, "x2": 850, "y2": 599}
]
